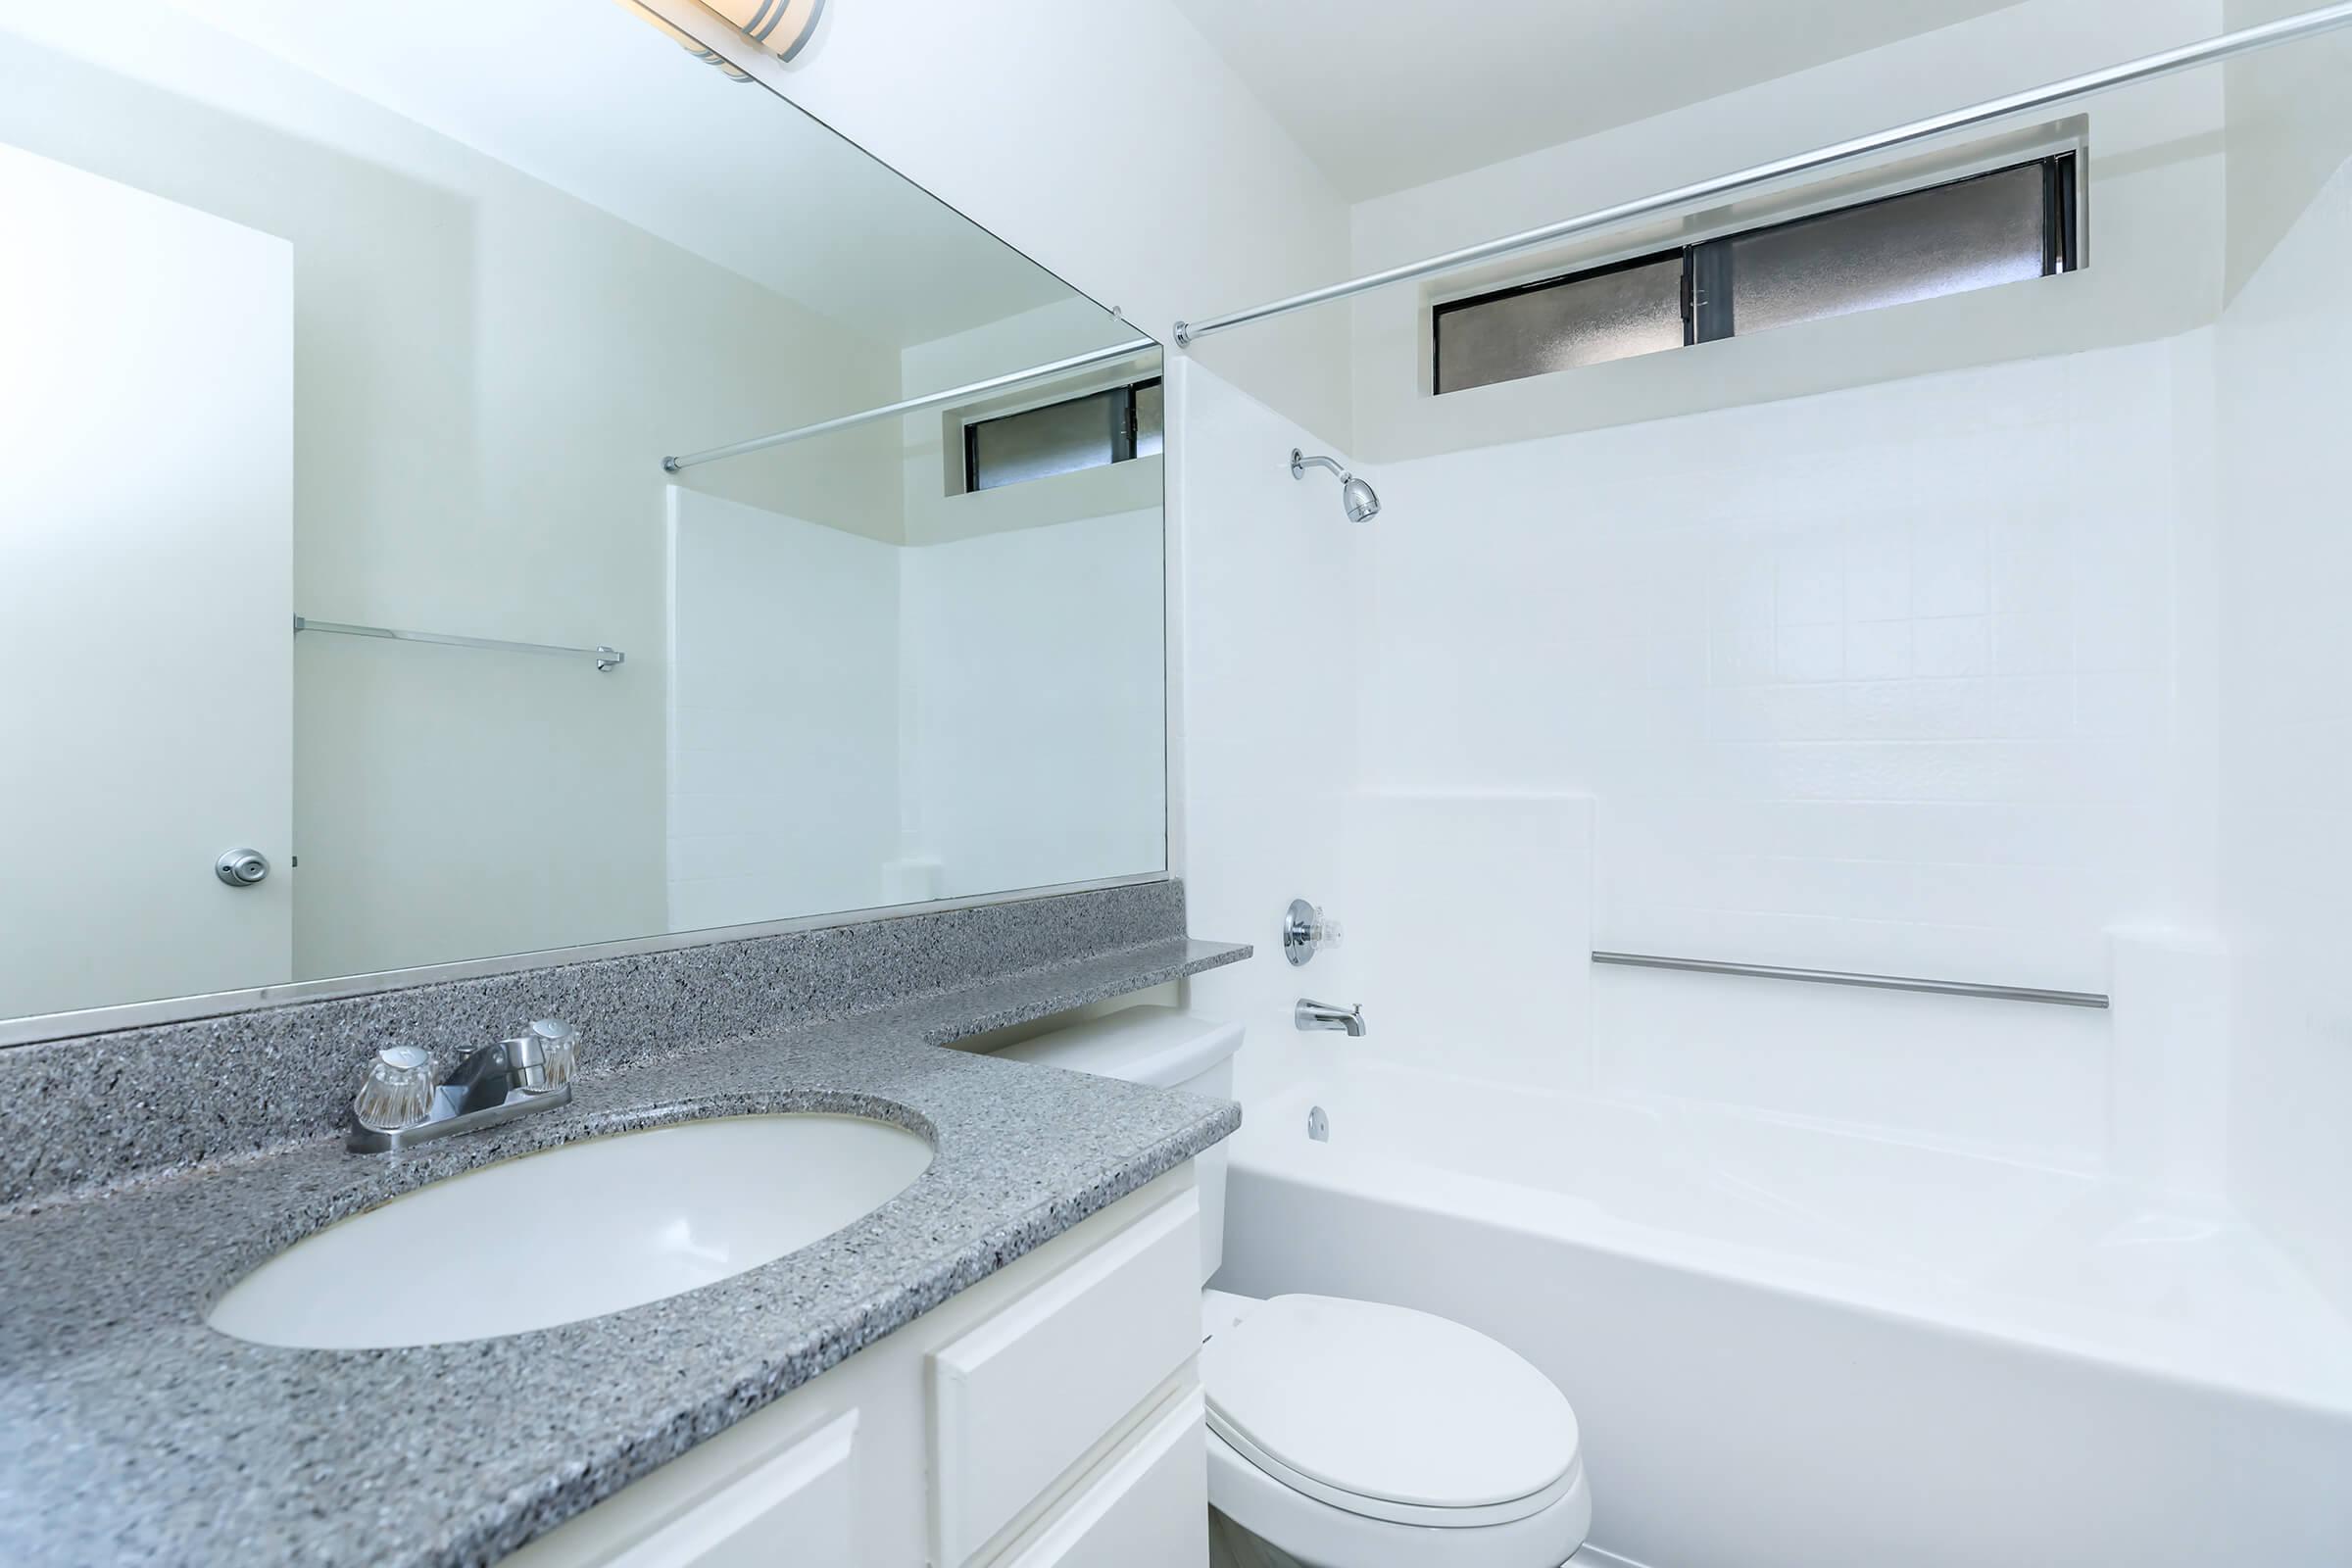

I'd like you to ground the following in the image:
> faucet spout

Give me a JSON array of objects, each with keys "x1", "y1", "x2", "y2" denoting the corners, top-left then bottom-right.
[{"x1": 1296, "y1": 999, "x2": 1367, "y2": 1037}]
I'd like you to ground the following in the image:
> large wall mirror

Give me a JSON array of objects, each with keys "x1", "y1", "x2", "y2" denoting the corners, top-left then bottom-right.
[{"x1": 0, "y1": 0, "x2": 1166, "y2": 1037}]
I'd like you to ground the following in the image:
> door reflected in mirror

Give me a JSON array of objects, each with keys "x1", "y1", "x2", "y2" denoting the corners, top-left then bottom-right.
[{"x1": 0, "y1": 0, "x2": 1165, "y2": 1030}]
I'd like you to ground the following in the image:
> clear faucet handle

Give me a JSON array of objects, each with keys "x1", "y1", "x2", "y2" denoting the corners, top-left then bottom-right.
[
  {"x1": 527, "y1": 1019, "x2": 579, "y2": 1086},
  {"x1": 354, "y1": 1045, "x2": 439, "y2": 1132},
  {"x1": 1284, "y1": 899, "x2": 1345, "y2": 966}
]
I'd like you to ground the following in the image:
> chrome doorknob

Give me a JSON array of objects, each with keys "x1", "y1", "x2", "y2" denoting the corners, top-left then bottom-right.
[{"x1": 216, "y1": 848, "x2": 270, "y2": 887}]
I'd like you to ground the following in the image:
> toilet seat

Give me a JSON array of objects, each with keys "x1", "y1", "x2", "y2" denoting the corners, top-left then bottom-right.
[{"x1": 1200, "y1": 1295, "x2": 1583, "y2": 1530}]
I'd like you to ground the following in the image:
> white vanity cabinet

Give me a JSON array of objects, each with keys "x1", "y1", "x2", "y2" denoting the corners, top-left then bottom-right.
[{"x1": 508, "y1": 1166, "x2": 1206, "y2": 1568}]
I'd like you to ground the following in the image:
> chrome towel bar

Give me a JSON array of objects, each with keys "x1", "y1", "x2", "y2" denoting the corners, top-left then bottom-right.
[
  {"x1": 292, "y1": 615, "x2": 624, "y2": 672},
  {"x1": 1591, "y1": 952, "x2": 2108, "y2": 1009}
]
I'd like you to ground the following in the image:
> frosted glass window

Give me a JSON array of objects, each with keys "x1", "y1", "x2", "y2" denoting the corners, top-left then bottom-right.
[
  {"x1": 1714, "y1": 163, "x2": 2052, "y2": 338},
  {"x1": 965, "y1": 388, "x2": 1120, "y2": 492},
  {"x1": 1434, "y1": 255, "x2": 1686, "y2": 393},
  {"x1": 1430, "y1": 152, "x2": 2077, "y2": 395},
  {"x1": 962, "y1": 377, "x2": 1161, "y2": 492}
]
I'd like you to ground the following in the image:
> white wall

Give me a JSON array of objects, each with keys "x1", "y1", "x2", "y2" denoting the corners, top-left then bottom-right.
[
  {"x1": 666, "y1": 489, "x2": 901, "y2": 931},
  {"x1": 2215, "y1": 152, "x2": 2352, "y2": 1316},
  {"x1": 2224, "y1": 0, "x2": 2352, "y2": 297}
]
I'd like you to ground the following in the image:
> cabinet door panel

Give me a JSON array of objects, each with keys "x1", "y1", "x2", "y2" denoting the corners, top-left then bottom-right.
[
  {"x1": 929, "y1": 1188, "x2": 1200, "y2": 1564},
  {"x1": 996, "y1": 1390, "x2": 1206, "y2": 1568},
  {"x1": 609, "y1": 1409, "x2": 858, "y2": 1568}
]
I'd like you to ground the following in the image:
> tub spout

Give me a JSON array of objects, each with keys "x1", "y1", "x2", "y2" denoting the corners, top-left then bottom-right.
[{"x1": 1296, "y1": 999, "x2": 1367, "y2": 1037}]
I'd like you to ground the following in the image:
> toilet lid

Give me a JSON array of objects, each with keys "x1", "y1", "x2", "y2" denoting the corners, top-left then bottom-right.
[{"x1": 1200, "y1": 1295, "x2": 1581, "y2": 1522}]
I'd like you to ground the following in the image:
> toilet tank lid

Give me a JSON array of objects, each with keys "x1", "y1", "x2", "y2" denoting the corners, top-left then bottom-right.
[{"x1": 994, "y1": 1005, "x2": 1243, "y2": 1088}]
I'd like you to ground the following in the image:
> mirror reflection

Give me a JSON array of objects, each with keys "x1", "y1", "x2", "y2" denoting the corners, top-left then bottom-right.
[{"x1": 0, "y1": 0, "x2": 1166, "y2": 1027}]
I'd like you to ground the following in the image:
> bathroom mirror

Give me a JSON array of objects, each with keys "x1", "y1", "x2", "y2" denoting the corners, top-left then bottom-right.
[{"x1": 0, "y1": 0, "x2": 1166, "y2": 1036}]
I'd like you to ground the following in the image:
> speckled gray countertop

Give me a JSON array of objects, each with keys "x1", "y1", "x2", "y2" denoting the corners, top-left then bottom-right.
[{"x1": 0, "y1": 961, "x2": 1245, "y2": 1566}]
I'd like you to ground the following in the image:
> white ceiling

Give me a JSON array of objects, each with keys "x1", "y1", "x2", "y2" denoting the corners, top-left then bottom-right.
[
  {"x1": 151, "y1": 0, "x2": 1085, "y2": 349},
  {"x1": 1170, "y1": 0, "x2": 2024, "y2": 201}
]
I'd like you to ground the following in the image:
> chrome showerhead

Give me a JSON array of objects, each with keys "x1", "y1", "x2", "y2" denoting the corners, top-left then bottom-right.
[{"x1": 1290, "y1": 448, "x2": 1381, "y2": 522}]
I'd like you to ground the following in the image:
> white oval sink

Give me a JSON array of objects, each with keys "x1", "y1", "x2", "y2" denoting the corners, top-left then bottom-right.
[{"x1": 207, "y1": 1113, "x2": 933, "y2": 1348}]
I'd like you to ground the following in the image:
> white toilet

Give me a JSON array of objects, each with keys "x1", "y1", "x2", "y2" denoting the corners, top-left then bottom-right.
[{"x1": 1000, "y1": 1007, "x2": 1593, "y2": 1568}]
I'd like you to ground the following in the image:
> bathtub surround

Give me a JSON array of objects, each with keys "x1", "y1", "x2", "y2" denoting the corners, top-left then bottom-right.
[
  {"x1": 1251, "y1": 326, "x2": 2224, "y2": 1188},
  {"x1": 1251, "y1": 142, "x2": 2352, "y2": 1321},
  {"x1": 2215, "y1": 150, "x2": 2352, "y2": 1318},
  {"x1": 896, "y1": 508, "x2": 1169, "y2": 896},
  {"x1": 1335, "y1": 793, "x2": 1596, "y2": 1091},
  {"x1": 0, "y1": 881, "x2": 1245, "y2": 1209},
  {"x1": 664, "y1": 489, "x2": 1165, "y2": 927},
  {"x1": 1352, "y1": 338, "x2": 2212, "y2": 998},
  {"x1": 0, "y1": 1008, "x2": 1238, "y2": 1568},
  {"x1": 666, "y1": 491, "x2": 902, "y2": 928}
]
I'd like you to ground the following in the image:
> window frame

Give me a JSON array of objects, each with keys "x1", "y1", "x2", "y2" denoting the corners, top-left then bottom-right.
[
  {"x1": 1430, "y1": 151, "x2": 2081, "y2": 395},
  {"x1": 959, "y1": 374, "x2": 1163, "y2": 494}
]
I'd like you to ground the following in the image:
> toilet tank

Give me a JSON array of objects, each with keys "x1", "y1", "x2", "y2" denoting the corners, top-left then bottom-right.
[{"x1": 995, "y1": 1005, "x2": 1243, "y2": 1285}]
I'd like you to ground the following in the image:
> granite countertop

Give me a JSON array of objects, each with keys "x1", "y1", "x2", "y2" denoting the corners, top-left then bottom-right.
[{"x1": 0, "y1": 962, "x2": 1245, "y2": 1566}]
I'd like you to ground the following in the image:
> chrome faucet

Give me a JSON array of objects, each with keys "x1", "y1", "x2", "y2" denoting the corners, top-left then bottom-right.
[
  {"x1": 1296, "y1": 999, "x2": 1367, "y2": 1037},
  {"x1": 347, "y1": 1019, "x2": 580, "y2": 1153}
]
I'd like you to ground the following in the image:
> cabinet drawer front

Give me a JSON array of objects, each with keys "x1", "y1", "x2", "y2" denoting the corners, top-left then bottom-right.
[
  {"x1": 929, "y1": 1188, "x2": 1201, "y2": 1565},
  {"x1": 608, "y1": 1409, "x2": 857, "y2": 1568},
  {"x1": 997, "y1": 1389, "x2": 1206, "y2": 1568}
]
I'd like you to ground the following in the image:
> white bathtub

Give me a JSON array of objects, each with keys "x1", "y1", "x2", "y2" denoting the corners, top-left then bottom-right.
[{"x1": 1214, "y1": 1058, "x2": 2352, "y2": 1568}]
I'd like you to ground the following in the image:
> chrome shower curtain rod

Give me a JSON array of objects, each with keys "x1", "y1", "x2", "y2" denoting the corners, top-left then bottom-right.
[
  {"x1": 1172, "y1": 1, "x2": 2352, "y2": 347},
  {"x1": 662, "y1": 336, "x2": 1161, "y2": 473}
]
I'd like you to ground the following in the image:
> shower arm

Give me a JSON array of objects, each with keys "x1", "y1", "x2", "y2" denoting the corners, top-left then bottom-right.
[{"x1": 1291, "y1": 450, "x2": 1351, "y2": 482}]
